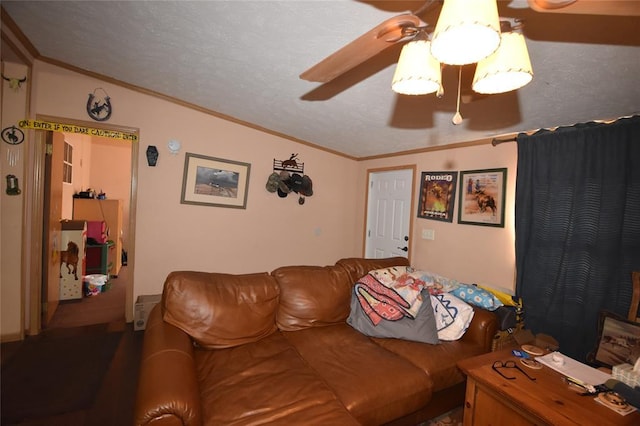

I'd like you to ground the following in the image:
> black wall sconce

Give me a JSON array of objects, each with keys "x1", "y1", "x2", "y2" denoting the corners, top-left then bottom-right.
[{"x1": 146, "y1": 145, "x2": 159, "y2": 166}]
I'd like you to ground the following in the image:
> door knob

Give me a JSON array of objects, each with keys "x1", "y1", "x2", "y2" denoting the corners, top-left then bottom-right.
[
  {"x1": 404, "y1": 236, "x2": 409, "y2": 241},
  {"x1": 397, "y1": 246, "x2": 408, "y2": 252}
]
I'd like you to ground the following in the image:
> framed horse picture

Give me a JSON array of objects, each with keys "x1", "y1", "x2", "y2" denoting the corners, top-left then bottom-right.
[
  {"x1": 180, "y1": 153, "x2": 251, "y2": 209},
  {"x1": 458, "y1": 168, "x2": 507, "y2": 227}
]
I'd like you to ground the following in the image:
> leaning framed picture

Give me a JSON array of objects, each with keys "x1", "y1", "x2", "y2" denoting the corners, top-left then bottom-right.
[
  {"x1": 417, "y1": 171, "x2": 458, "y2": 222},
  {"x1": 180, "y1": 152, "x2": 251, "y2": 209},
  {"x1": 591, "y1": 311, "x2": 640, "y2": 368},
  {"x1": 458, "y1": 168, "x2": 507, "y2": 227}
]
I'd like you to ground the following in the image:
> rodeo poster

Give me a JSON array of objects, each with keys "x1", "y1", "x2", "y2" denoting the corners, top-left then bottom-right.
[{"x1": 417, "y1": 171, "x2": 458, "y2": 222}]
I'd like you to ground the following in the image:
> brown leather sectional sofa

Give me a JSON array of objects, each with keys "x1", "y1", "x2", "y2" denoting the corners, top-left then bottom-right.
[{"x1": 134, "y1": 257, "x2": 498, "y2": 426}]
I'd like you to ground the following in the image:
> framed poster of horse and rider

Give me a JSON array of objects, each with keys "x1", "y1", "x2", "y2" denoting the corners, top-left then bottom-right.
[
  {"x1": 417, "y1": 171, "x2": 458, "y2": 222},
  {"x1": 458, "y1": 168, "x2": 507, "y2": 227}
]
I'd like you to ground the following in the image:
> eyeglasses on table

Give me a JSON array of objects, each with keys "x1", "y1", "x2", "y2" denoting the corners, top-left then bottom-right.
[{"x1": 492, "y1": 360, "x2": 537, "y2": 381}]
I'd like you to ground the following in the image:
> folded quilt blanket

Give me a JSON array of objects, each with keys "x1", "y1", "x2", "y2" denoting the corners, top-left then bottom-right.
[
  {"x1": 355, "y1": 273, "x2": 422, "y2": 325},
  {"x1": 355, "y1": 266, "x2": 461, "y2": 326}
]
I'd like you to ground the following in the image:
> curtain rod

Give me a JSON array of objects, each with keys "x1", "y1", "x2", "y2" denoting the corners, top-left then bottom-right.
[
  {"x1": 490, "y1": 115, "x2": 637, "y2": 147},
  {"x1": 491, "y1": 136, "x2": 517, "y2": 146}
]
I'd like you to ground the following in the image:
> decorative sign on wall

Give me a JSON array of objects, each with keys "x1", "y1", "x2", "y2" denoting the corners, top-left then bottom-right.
[
  {"x1": 1, "y1": 125, "x2": 24, "y2": 146},
  {"x1": 2, "y1": 125, "x2": 24, "y2": 170},
  {"x1": 18, "y1": 119, "x2": 137, "y2": 142},
  {"x1": 146, "y1": 145, "x2": 159, "y2": 166},
  {"x1": 86, "y1": 88, "x2": 112, "y2": 121},
  {"x1": 1, "y1": 74, "x2": 27, "y2": 91}
]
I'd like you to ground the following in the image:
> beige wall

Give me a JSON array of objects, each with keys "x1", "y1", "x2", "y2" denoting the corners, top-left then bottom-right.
[
  {"x1": 2, "y1": 58, "x2": 521, "y2": 340},
  {"x1": 1, "y1": 62, "x2": 29, "y2": 340},
  {"x1": 358, "y1": 142, "x2": 518, "y2": 293},
  {"x1": 30, "y1": 61, "x2": 361, "y2": 305}
]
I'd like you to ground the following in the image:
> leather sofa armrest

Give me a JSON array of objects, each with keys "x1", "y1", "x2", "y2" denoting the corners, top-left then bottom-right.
[
  {"x1": 134, "y1": 305, "x2": 203, "y2": 426},
  {"x1": 460, "y1": 307, "x2": 499, "y2": 351}
]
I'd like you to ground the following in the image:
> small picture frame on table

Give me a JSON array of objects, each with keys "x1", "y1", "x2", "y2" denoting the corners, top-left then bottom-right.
[{"x1": 591, "y1": 311, "x2": 640, "y2": 369}]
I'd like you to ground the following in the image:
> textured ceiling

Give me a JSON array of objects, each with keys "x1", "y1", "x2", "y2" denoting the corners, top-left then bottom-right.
[{"x1": 2, "y1": 1, "x2": 639, "y2": 158}]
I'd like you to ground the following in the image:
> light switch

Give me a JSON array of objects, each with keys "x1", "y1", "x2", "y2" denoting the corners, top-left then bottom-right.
[{"x1": 422, "y1": 229, "x2": 435, "y2": 240}]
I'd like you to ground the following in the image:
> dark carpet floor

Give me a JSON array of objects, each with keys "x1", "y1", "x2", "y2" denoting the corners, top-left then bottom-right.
[{"x1": 1, "y1": 324, "x2": 122, "y2": 425}]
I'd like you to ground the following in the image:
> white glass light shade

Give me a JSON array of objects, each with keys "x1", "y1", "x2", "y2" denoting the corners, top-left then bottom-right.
[
  {"x1": 431, "y1": 0, "x2": 501, "y2": 65},
  {"x1": 472, "y1": 31, "x2": 533, "y2": 94},
  {"x1": 392, "y1": 40, "x2": 441, "y2": 95}
]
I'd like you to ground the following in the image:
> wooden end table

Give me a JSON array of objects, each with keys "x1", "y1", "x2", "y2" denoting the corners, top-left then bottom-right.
[{"x1": 457, "y1": 349, "x2": 640, "y2": 426}]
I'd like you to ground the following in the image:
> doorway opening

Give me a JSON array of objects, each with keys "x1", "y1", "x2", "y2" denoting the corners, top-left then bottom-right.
[{"x1": 26, "y1": 116, "x2": 138, "y2": 334}]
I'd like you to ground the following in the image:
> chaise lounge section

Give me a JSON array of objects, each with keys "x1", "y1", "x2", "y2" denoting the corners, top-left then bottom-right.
[{"x1": 135, "y1": 257, "x2": 498, "y2": 425}]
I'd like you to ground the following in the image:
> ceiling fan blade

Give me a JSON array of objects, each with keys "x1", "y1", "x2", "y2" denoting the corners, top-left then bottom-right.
[
  {"x1": 528, "y1": 0, "x2": 640, "y2": 16},
  {"x1": 300, "y1": 13, "x2": 423, "y2": 83}
]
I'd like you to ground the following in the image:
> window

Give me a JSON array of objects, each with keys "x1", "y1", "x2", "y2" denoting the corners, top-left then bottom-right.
[{"x1": 63, "y1": 141, "x2": 73, "y2": 184}]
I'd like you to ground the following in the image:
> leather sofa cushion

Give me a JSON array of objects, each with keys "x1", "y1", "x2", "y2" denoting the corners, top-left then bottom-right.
[
  {"x1": 162, "y1": 271, "x2": 279, "y2": 349},
  {"x1": 336, "y1": 256, "x2": 410, "y2": 284},
  {"x1": 195, "y1": 332, "x2": 360, "y2": 425},
  {"x1": 272, "y1": 265, "x2": 352, "y2": 331},
  {"x1": 372, "y1": 306, "x2": 497, "y2": 392},
  {"x1": 283, "y1": 323, "x2": 432, "y2": 425}
]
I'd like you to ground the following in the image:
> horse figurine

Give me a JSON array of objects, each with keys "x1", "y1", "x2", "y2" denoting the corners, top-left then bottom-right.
[{"x1": 60, "y1": 241, "x2": 80, "y2": 280}]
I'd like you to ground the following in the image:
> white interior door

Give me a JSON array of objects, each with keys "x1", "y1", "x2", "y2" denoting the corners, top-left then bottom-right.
[{"x1": 365, "y1": 168, "x2": 414, "y2": 259}]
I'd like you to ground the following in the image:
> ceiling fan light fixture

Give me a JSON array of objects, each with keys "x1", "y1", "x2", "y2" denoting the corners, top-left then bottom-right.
[
  {"x1": 392, "y1": 39, "x2": 441, "y2": 95},
  {"x1": 472, "y1": 30, "x2": 533, "y2": 94},
  {"x1": 430, "y1": 0, "x2": 501, "y2": 65}
]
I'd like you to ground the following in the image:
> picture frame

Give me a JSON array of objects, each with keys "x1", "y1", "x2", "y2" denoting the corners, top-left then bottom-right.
[
  {"x1": 590, "y1": 311, "x2": 640, "y2": 368},
  {"x1": 417, "y1": 171, "x2": 458, "y2": 222},
  {"x1": 180, "y1": 152, "x2": 250, "y2": 209},
  {"x1": 458, "y1": 168, "x2": 507, "y2": 227}
]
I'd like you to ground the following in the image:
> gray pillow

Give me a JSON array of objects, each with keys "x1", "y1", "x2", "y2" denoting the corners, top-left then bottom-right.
[{"x1": 347, "y1": 289, "x2": 439, "y2": 344}]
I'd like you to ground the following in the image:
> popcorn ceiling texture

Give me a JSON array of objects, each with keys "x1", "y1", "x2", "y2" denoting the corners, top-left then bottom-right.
[{"x1": 3, "y1": 1, "x2": 639, "y2": 157}]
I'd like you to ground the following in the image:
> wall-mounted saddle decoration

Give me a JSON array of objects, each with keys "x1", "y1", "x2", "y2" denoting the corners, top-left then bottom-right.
[{"x1": 267, "y1": 154, "x2": 313, "y2": 205}]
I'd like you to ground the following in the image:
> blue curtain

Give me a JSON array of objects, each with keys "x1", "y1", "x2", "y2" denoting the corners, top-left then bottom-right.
[{"x1": 515, "y1": 116, "x2": 640, "y2": 362}]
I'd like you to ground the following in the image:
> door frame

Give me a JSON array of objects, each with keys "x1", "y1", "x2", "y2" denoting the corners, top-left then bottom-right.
[
  {"x1": 363, "y1": 165, "x2": 416, "y2": 262},
  {"x1": 41, "y1": 131, "x2": 64, "y2": 327},
  {"x1": 24, "y1": 114, "x2": 139, "y2": 335}
]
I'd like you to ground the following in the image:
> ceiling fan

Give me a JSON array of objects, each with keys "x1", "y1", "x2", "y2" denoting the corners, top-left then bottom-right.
[
  {"x1": 299, "y1": 0, "x2": 637, "y2": 125},
  {"x1": 300, "y1": 0, "x2": 533, "y2": 125},
  {"x1": 527, "y1": 0, "x2": 640, "y2": 16},
  {"x1": 299, "y1": 0, "x2": 640, "y2": 85},
  {"x1": 299, "y1": 1, "x2": 436, "y2": 84}
]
